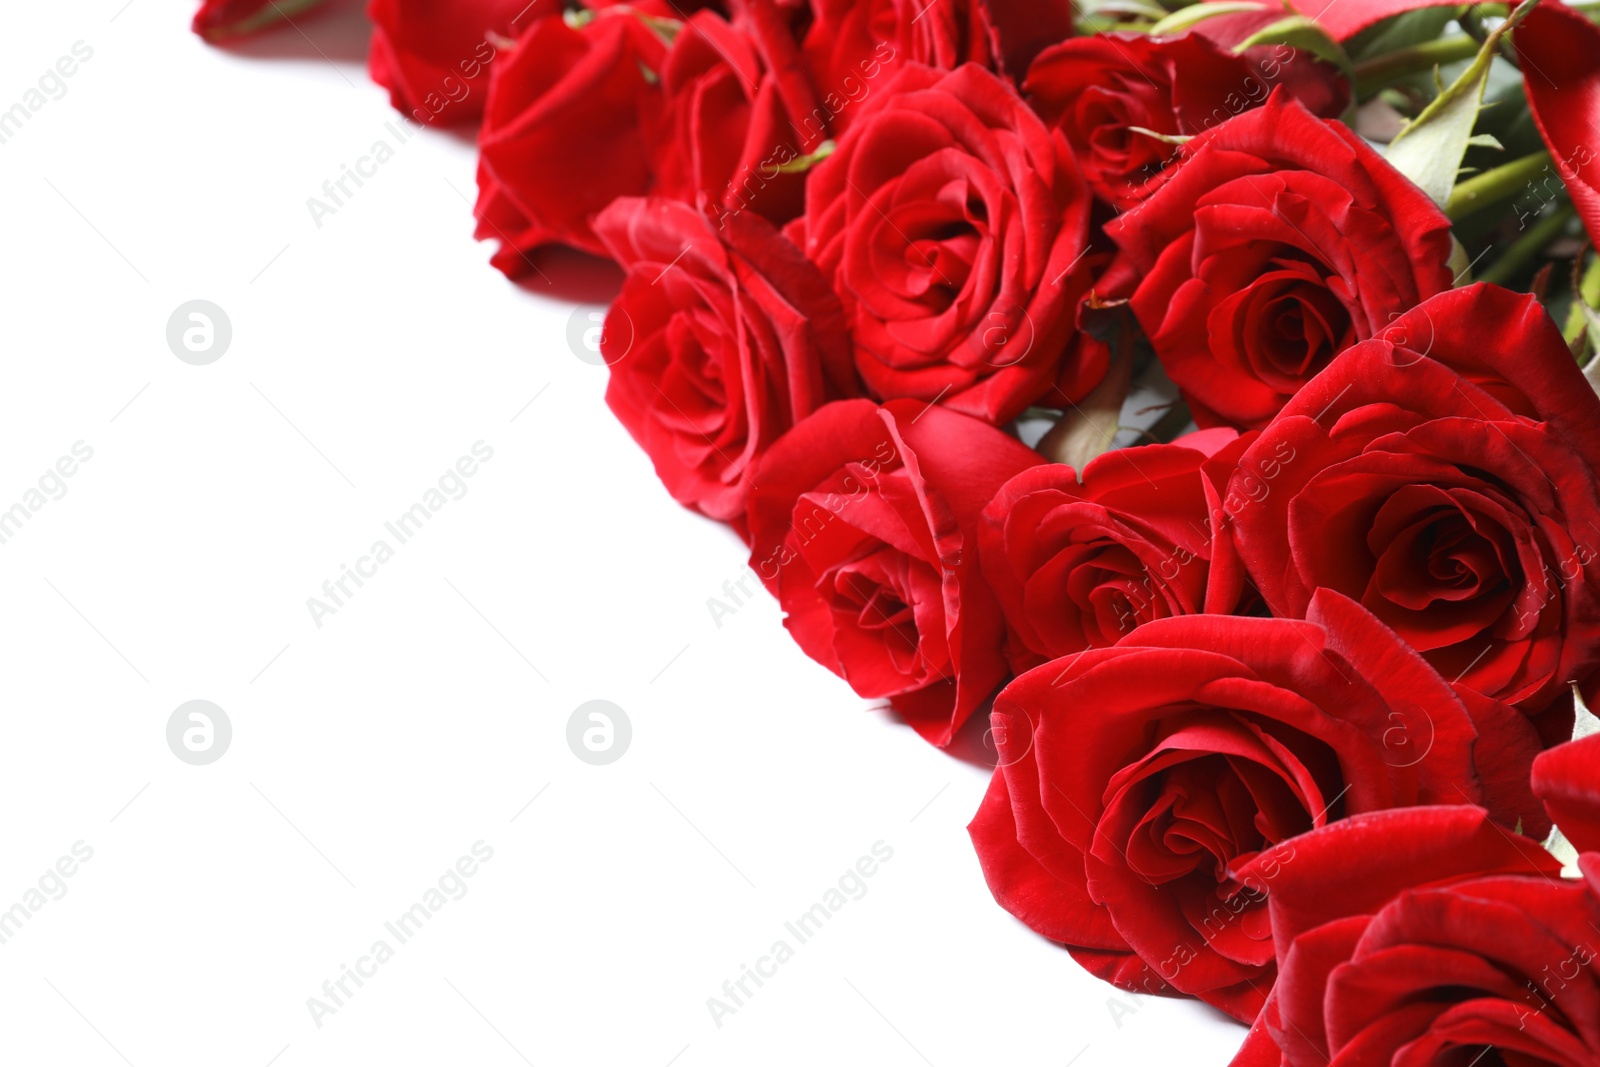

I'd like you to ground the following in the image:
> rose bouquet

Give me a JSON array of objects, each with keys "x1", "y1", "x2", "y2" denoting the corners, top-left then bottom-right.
[{"x1": 200, "y1": 0, "x2": 1600, "y2": 1059}]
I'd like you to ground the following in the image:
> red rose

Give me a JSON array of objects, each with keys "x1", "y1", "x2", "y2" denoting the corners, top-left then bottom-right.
[
  {"x1": 968, "y1": 589, "x2": 1547, "y2": 1021},
  {"x1": 475, "y1": 6, "x2": 670, "y2": 268},
  {"x1": 1106, "y1": 92, "x2": 1453, "y2": 430},
  {"x1": 1225, "y1": 283, "x2": 1600, "y2": 727},
  {"x1": 368, "y1": 0, "x2": 552, "y2": 127},
  {"x1": 191, "y1": 0, "x2": 328, "y2": 41},
  {"x1": 976, "y1": 428, "x2": 1243, "y2": 672},
  {"x1": 650, "y1": 10, "x2": 815, "y2": 232},
  {"x1": 795, "y1": 63, "x2": 1097, "y2": 425},
  {"x1": 1229, "y1": 800, "x2": 1596, "y2": 1067},
  {"x1": 800, "y1": 0, "x2": 1001, "y2": 135},
  {"x1": 746, "y1": 398, "x2": 1043, "y2": 745},
  {"x1": 594, "y1": 196, "x2": 856, "y2": 529},
  {"x1": 1025, "y1": 33, "x2": 1270, "y2": 210}
]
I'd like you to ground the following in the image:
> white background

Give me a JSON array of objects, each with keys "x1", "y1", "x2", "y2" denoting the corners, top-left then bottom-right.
[{"x1": 0, "y1": 2, "x2": 1246, "y2": 1064}]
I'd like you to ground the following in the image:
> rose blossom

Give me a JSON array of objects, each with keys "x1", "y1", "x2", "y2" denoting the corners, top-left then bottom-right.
[
  {"x1": 1105, "y1": 91, "x2": 1453, "y2": 429},
  {"x1": 968, "y1": 589, "x2": 1548, "y2": 1021},
  {"x1": 474, "y1": 5, "x2": 670, "y2": 269},
  {"x1": 795, "y1": 63, "x2": 1097, "y2": 425},
  {"x1": 977, "y1": 428, "x2": 1245, "y2": 672},
  {"x1": 1225, "y1": 283, "x2": 1600, "y2": 731},
  {"x1": 594, "y1": 196, "x2": 856, "y2": 530},
  {"x1": 1025, "y1": 33, "x2": 1269, "y2": 210},
  {"x1": 746, "y1": 398, "x2": 1043, "y2": 746},
  {"x1": 1231, "y1": 737, "x2": 1600, "y2": 1066}
]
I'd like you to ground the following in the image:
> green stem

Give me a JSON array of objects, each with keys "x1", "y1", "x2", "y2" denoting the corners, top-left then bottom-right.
[
  {"x1": 1353, "y1": 35, "x2": 1481, "y2": 97},
  {"x1": 1478, "y1": 203, "x2": 1576, "y2": 287},
  {"x1": 1447, "y1": 150, "x2": 1554, "y2": 220}
]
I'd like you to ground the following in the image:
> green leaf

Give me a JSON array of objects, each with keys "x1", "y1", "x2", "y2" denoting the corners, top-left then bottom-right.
[
  {"x1": 1569, "y1": 253, "x2": 1600, "y2": 362},
  {"x1": 1148, "y1": 2, "x2": 1266, "y2": 36},
  {"x1": 1231, "y1": 16, "x2": 1354, "y2": 81},
  {"x1": 1350, "y1": 6, "x2": 1456, "y2": 61},
  {"x1": 1384, "y1": 3, "x2": 1534, "y2": 208},
  {"x1": 1446, "y1": 235, "x2": 1473, "y2": 285}
]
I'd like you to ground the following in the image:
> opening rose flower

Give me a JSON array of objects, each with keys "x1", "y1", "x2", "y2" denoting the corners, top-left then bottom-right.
[
  {"x1": 968, "y1": 589, "x2": 1548, "y2": 1021},
  {"x1": 1025, "y1": 33, "x2": 1270, "y2": 210},
  {"x1": 1225, "y1": 283, "x2": 1600, "y2": 729},
  {"x1": 1105, "y1": 91, "x2": 1454, "y2": 430},
  {"x1": 746, "y1": 398, "x2": 1043, "y2": 746},
  {"x1": 795, "y1": 63, "x2": 1097, "y2": 426},
  {"x1": 475, "y1": 6, "x2": 670, "y2": 270},
  {"x1": 977, "y1": 428, "x2": 1244, "y2": 672},
  {"x1": 651, "y1": 9, "x2": 817, "y2": 233},
  {"x1": 594, "y1": 196, "x2": 856, "y2": 530},
  {"x1": 1230, "y1": 738, "x2": 1600, "y2": 1067}
]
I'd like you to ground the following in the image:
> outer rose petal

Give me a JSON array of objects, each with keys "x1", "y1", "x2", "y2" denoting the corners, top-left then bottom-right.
[
  {"x1": 970, "y1": 772, "x2": 1142, "y2": 950},
  {"x1": 1233, "y1": 807, "x2": 1563, "y2": 954},
  {"x1": 1532, "y1": 732, "x2": 1600, "y2": 853},
  {"x1": 1518, "y1": 0, "x2": 1600, "y2": 256}
]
